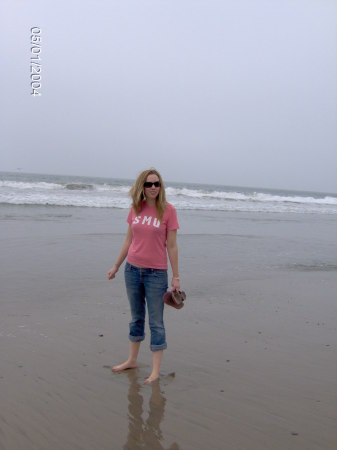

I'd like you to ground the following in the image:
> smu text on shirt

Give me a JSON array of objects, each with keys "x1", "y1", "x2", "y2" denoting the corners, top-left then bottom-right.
[{"x1": 132, "y1": 215, "x2": 161, "y2": 228}]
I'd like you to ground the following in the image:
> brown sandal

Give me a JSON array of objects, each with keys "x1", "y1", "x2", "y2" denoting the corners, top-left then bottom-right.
[{"x1": 163, "y1": 290, "x2": 186, "y2": 309}]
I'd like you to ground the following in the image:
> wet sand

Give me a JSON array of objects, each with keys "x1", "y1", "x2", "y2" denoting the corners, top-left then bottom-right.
[{"x1": 0, "y1": 205, "x2": 336, "y2": 449}]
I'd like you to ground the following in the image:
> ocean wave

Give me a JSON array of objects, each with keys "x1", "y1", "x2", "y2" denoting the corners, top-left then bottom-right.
[
  {"x1": 0, "y1": 194, "x2": 131, "y2": 209},
  {"x1": 95, "y1": 184, "x2": 131, "y2": 193},
  {"x1": 0, "y1": 180, "x2": 132, "y2": 193},
  {"x1": 0, "y1": 195, "x2": 335, "y2": 214},
  {"x1": 0, "y1": 180, "x2": 61, "y2": 190},
  {"x1": 165, "y1": 187, "x2": 337, "y2": 206},
  {"x1": 1, "y1": 176, "x2": 336, "y2": 214}
]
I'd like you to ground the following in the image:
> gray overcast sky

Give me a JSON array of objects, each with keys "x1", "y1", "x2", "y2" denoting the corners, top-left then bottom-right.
[{"x1": 1, "y1": 0, "x2": 336, "y2": 192}]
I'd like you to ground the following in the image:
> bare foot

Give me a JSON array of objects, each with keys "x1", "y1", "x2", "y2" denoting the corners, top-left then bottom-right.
[
  {"x1": 112, "y1": 360, "x2": 137, "y2": 372},
  {"x1": 144, "y1": 373, "x2": 159, "y2": 384}
]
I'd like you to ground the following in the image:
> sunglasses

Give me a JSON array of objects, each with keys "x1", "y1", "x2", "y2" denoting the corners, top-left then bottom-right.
[{"x1": 144, "y1": 181, "x2": 161, "y2": 188}]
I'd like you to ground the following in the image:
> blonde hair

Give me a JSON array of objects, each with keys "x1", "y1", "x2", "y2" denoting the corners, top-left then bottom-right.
[{"x1": 129, "y1": 168, "x2": 167, "y2": 220}]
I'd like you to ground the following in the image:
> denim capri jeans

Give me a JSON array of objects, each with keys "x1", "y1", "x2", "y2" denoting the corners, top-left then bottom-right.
[{"x1": 124, "y1": 262, "x2": 168, "y2": 351}]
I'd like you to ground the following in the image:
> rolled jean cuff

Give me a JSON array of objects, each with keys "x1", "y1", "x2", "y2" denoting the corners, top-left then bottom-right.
[
  {"x1": 150, "y1": 343, "x2": 167, "y2": 352},
  {"x1": 129, "y1": 334, "x2": 145, "y2": 343}
]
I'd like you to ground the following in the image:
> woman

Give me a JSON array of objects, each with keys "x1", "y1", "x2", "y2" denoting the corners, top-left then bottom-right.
[{"x1": 108, "y1": 169, "x2": 180, "y2": 384}]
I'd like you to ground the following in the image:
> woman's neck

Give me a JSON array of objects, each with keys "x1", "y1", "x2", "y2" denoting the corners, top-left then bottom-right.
[{"x1": 145, "y1": 199, "x2": 156, "y2": 206}]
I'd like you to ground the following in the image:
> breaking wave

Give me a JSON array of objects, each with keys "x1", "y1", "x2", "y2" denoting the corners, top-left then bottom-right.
[{"x1": 0, "y1": 175, "x2": 336, "y2": 214}]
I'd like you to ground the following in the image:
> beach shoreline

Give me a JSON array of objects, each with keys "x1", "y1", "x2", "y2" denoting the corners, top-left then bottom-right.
[{"x1": 0, "y1": 205, "x2": 336, "y2": 449}]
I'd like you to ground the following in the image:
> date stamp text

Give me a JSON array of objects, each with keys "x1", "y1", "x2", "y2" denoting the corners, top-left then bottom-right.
[{"x1": 30, "y1": 27, "x2": 42, "y2": 96}]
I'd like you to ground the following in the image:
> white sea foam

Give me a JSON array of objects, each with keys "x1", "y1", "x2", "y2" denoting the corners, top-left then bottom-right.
[
  {"x1": 0, "y1": 175, "x2": 336, "y2": 214},
  {"x1": 0, "y1": 180, "x2": 61, "y2": 190},
  {"x1": 165, "y1": 186, "x2": 337, "y2": 206}
]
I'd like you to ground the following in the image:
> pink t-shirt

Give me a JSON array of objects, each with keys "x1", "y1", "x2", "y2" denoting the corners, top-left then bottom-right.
[{"x1": 126, "y1": 202, "x2": 179, "y2": 270}]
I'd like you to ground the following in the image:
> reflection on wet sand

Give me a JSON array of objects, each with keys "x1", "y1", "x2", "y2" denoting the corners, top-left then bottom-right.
[{"x1": 123, "y1": 371, "x2": 180, "y2": 450}]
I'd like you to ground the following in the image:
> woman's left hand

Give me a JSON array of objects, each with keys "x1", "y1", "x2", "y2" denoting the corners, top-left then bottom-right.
[{"x1": 171, "y1": 277, "x2": 180, "y2": 292}]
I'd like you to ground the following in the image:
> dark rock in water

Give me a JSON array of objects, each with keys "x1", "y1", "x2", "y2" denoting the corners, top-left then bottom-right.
[
  {"x1": 65, "y1": 183, "x2": 94, "y2": 190},
  {"x1": 98, "y1": 334, "x2": 104, "y2": 337}
]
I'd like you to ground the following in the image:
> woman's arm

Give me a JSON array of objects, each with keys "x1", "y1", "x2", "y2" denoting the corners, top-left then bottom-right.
[
  {"x1": 167, "y1": 229, "x2": 180, "y2": 291},
  {"x1": 107, "y1": 225, "x2": 133, "y2": 280}
]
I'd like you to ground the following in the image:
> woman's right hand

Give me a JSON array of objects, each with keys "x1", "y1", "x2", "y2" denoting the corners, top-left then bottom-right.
[{"x1": 108, "y1": 264, "x2": 118, "y2": 280}]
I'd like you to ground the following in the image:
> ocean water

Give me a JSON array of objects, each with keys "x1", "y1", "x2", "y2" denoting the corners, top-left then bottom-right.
[{"x1": 0, "y1": 171, "x2": 336, "y2": 215}]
